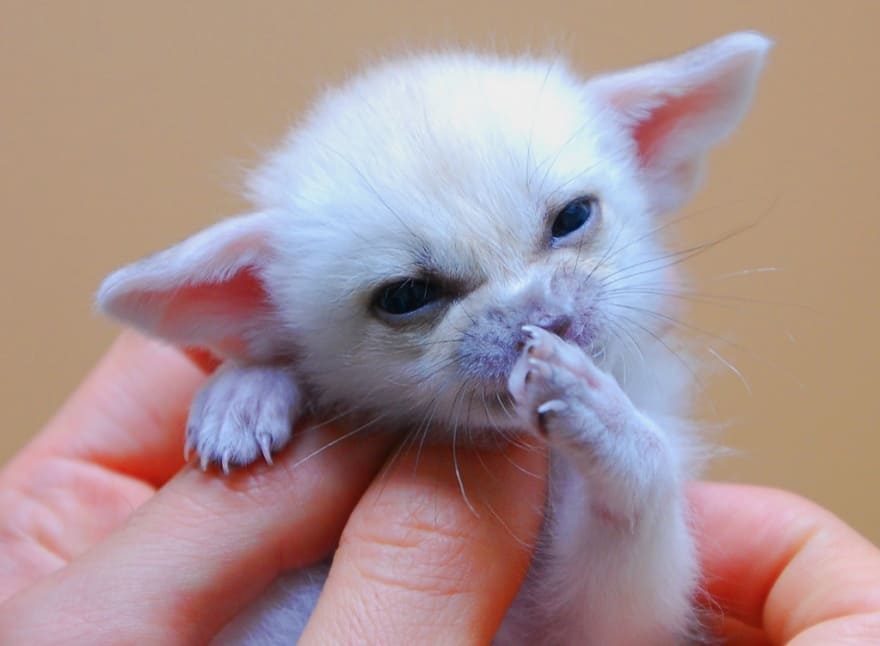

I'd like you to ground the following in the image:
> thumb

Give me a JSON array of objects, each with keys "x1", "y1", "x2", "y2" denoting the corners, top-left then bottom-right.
[{"x1": 691, "y1": 482, "x2": 880, "y2": 645}]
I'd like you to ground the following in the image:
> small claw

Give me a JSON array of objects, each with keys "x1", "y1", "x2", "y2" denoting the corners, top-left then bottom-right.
[
  {"x1": 200, "y1": 453, "x2": 209, "y2": 472},
  {"x1": 522, "y1": 324, "x2": 540, "y2": 339},
  {"x1": 258, "y1": 433, "x2": 274, "y2": 465},
  {"x1": 183, "y1": 437, "x2": 194, "y2": 461},
  {"x1": 221, "y1": 450, "x2": 231, "y2": 475},
  {"x1": 537, "y1": 400, "x2": 568, "y2": 415},
  {"x1": 536, "y1": 399, "x2": 568, "y2": 437}
]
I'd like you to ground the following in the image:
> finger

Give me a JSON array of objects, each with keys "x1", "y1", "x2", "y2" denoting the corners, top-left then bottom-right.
[
  {"x1": 2, "y1": 331, "x2": 209, "y2": 487},
  {"x1": 301, "y1": 441, "x2": 548, "y2": 645},
  {"x1": 0, "y1": 332, "x2": 209, "y2": 601},
  {"x1": 690, "y1": 482, "x2": 880, "y2": 644},
  {"x1": 0, "y1": 427, "x2": 394, "y2": 645},
  {"x1": 788, "y1": 612, "x2": 880, "y2": 645}
]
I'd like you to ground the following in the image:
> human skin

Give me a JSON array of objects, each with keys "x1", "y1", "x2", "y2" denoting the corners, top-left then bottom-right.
[{"x1": 0, "y1": 332, "x2": 878, "y2": 644}]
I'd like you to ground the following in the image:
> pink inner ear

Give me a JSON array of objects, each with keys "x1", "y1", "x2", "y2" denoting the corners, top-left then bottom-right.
[
  {"x1": 118, "y1": 265, "x2": 272, "y2": 357},
  {"x1": 164, "y1": 266, "x2": 269, "y2": 357},
  {"x1": 633, "y1": 89, "x2": 714, "y2": 166},
  {"x1": 160, "y1": 266, "x2": 267, "y2": 321}
]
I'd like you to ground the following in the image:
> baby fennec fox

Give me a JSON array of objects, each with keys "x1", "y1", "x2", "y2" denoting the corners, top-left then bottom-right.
[{"x1": 99, "y1": 32, "x2": 770, "y2": 645}]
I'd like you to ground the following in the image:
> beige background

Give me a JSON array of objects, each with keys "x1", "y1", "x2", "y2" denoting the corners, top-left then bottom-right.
[{"x1": 2, "y1": 2, "x2": 878, "y2": 541}]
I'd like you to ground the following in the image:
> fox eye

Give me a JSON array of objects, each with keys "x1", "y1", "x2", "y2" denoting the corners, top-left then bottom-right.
[
  {"x1": 551, "y1": 196, "x2": 597, "y2": 239},
  {"x1": 374, "y1": 278, "x2": 443, "y2": 317}
]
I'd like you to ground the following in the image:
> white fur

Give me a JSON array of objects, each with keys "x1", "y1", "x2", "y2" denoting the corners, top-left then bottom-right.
[
  {"x1": 98, "y1": 32, "x2": 771, "y2": 645},
  {"x1": 186, "y1": 364, "x2": 301, "y2": 472}
]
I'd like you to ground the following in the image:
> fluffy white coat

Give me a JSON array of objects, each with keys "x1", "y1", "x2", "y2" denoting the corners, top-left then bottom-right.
[{"x1": 98, "y1": 32, "x2": 771, "y2": 645}]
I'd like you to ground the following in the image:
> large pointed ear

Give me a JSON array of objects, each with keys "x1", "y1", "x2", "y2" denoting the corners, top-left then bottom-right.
[
  {"x1": 586, "y1": 31, "x2": 772, "y2": 214},
  {"x1": 97, "y1": 212, "x2": 289, "y2": 362}
]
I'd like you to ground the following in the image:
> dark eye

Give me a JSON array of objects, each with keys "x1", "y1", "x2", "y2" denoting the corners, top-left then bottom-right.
[
  {"x1": 551, "y1": 196, "x2": 597, "y2": 239},
  {"x1": 374, "y1": 278, "x2": 443, "y2": 316}
]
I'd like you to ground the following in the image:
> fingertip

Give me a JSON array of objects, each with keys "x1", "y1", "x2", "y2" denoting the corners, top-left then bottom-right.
[
  {"x1": 9, "y1": 331, "x2": 206, "y2": 487},
  {"x1": 301, "y1": 440, "x2": 548, "y2": 644}
]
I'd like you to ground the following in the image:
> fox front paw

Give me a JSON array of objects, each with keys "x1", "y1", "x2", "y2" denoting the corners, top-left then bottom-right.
[
  {"x1": 508, "y1": 325, "x2": 676, "y2": 523},
  {"x1": 508, "y1": 325, "x2": 632, "y2": 446},
  {"x1": 186, "y1": 364, "x2": 301, "y2": 473}
]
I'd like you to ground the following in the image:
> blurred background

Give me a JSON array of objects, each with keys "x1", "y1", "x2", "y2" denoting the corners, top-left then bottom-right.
[{"x1": 2, "y1": 2, "x2": 878, "y2": 540}]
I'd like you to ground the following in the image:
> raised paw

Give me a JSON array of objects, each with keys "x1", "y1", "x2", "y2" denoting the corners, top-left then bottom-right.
[
  {"x1": 507, "y1": 325, "x2": 632, "y2": 446},
  {"x1": 508, "y1": 326, "x2": 675, "y2": 521},
  {"x1": 186, "y1": 364, "x2": 301, "y2": 473}
]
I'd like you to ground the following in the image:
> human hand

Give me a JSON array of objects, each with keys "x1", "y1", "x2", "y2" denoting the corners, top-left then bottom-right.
[
  {"x1": 691, "y1": 482, "x2": 880, "y2": 644},
  {"x1": 301, "y1": 484, "x2": 880, "y2": 644},
  {"x1": 0, "y1": 332, "x2": 547, "y2": 644},
  {"x1": 1, "y1": 333, "x2": 878, "y2": 645}
]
